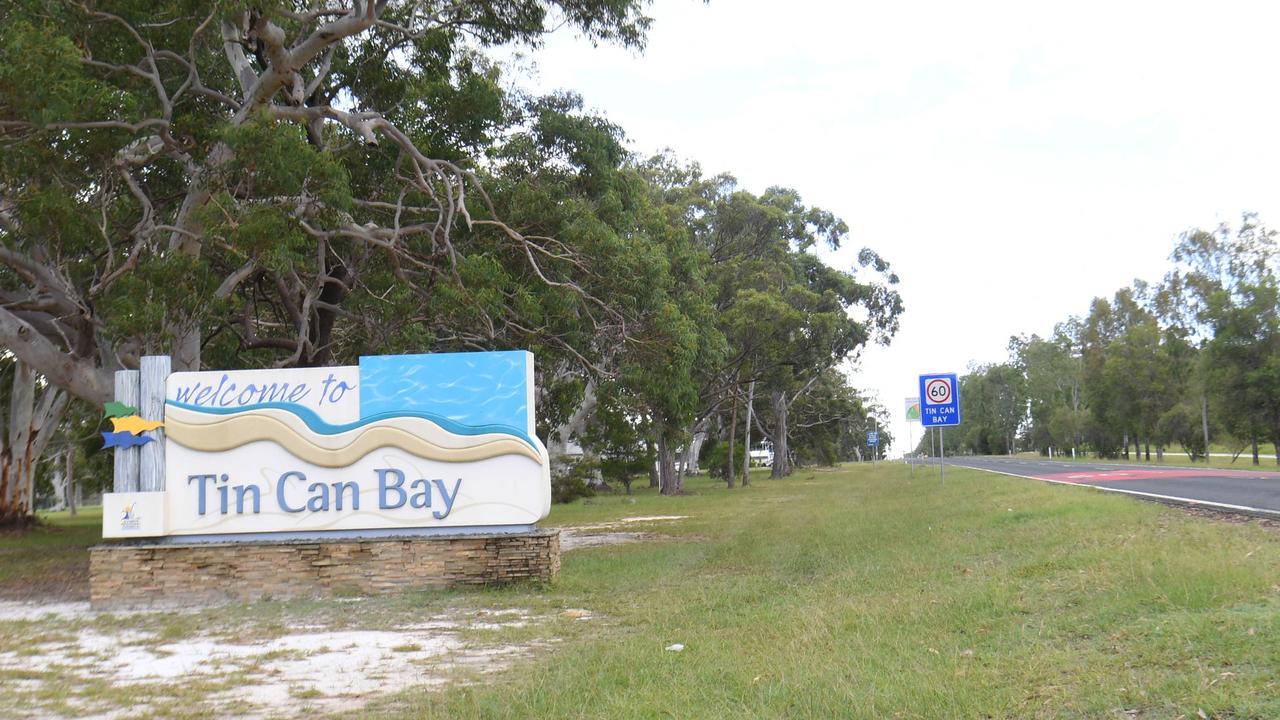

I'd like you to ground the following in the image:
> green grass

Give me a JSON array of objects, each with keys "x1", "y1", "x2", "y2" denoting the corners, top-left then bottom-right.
[
  {"x1": 0, "y1": 507, "x2": 101, "y2": 598},
  {"x1": 359, "y1": 465, "x2": 1280, "y2": 719},
  {"x1": 4, "y1": 468, "x2": 1280, "y2": 718}
]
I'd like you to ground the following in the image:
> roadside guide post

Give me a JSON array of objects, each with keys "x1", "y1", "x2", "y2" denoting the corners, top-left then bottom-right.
[{"x1": 918, "y1": 373, "x2": 961, "y2": 483}]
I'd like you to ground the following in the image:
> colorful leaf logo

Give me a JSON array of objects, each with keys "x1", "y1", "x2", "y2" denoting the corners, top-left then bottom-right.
[
  {"x1": 102, "y1": 431, "x2": 155, "y2": 449},
  {"x1": 110, "y1": 416, "x2": 164, "y2": 434},
  {"x1": 103, "y1": 401, "x2": 138, "y2": 419}
]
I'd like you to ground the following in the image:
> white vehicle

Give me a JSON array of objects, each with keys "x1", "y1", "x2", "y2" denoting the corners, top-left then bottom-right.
[{"x1": 748, "y1": 446, "x2": 774, "y2": 467}]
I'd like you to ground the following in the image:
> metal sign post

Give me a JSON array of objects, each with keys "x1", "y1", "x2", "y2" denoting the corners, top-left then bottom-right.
[{"x1": 918, "y1": 373, "x2": 961, "y2": 483}]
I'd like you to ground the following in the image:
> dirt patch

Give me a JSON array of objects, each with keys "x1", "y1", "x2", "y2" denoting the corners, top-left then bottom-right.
[
  {"x1": 0, "y1": 600, "x2": 103, "y2": 621},
  {"x1": 559, "y1": 515, "x2": 690, "y2": 552},
  {"x1": 566, "y1": 515, "x2": 688, "y2": 532},
  {"x1": 560, "y1": 529, "x2": 664, "y2": 551},
  {"x1": 0, "y1": 554, "x2": 89, "y2": 602},
  {"x1": 1178, "y1": 505, "x2": 1280, "y2": 534},
  {"x1": 0, "y1": 606, "x2": 555, "y2": 719}
]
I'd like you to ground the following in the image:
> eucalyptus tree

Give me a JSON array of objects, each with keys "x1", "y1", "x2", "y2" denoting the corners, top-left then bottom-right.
[
  {"x1": 0, "y1": 0, "x2": 660, "y2": 521},
  {"x1": 0, "y1": 0, "x2": 652, "y2": 391},
  {"x1": 1167, "y1": 216, "x2": 1280, "y2": 464},
  {"x1": 684, "y1": 177, "x2": 901, "y2": 480},
  {"x1": 1080, "y1": 288, "x2": 1171, "y2": 458},
  {"x1": 1012, "y1": 323, "x2": 1085, "y2": 455},
  {"x1": 949, "y1": 363, "x2": 1024, "y2": 455}
]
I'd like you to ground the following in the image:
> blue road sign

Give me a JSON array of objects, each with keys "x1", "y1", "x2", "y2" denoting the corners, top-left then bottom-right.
[
  {"x1": 867, "y1": 430, "x2": 880, "y2": 446},
  {"x1": 918, "y1": 373, "x2": 961, "y2": 427}
]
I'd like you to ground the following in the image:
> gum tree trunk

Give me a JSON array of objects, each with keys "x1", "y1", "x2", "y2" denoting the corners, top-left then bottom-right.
[
  {"x1": 727, "y1": 398, "x2": 738, "y2": 489},
  {"x1": 770, "y1": 390, "x2": 790, "y2": 479},
  {"x1": 647, "y1": 437, "x2": 659, "y2": 488},
  {"x1": 682, "y1": 417, "x2": 709, "y2": 477},
  {"x1": 658, "y1": 433, "x2": 681, "y2": 496},
  {"x1": 0, "y1": 361, "x2": 70, "y2": 526},
  {"x1": 66, "y1": 449, "x2": 77, "y2": 516},
  {"x1": 1201, "y1": 393, "x2": 1211, "y2": 463},
  {"x1": 742, "y1": 381, "x2": 755, "y2": 487}
]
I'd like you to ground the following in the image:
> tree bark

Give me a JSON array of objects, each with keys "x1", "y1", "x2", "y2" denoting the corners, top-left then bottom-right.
[
  {"x1": 548, "y1": 381, "x2": 598, "y2": 480},
  {"x1": 1200, "y1": 393, "x2": 1211, "y2": 464},
  {"x1": 0, "y1": 360, "x2": 70, "y2": 525},
  {"x1": 682, "y1": 417, "x2": 709, "y2": 477},
  {"x1": 770, "y1": 390, "x2": 790, "y2": 479},
  {"x1": 647, "y1": 437, "x2": 659, "y2": 488},
  {"x1": 1252, "y1": 432, "x2": 1260, "y2": 466},
  {"x1": 657, "y1": 432, "x2": 680, "y2": 495},
  {"x1": 0, "y1": 306, "x2": 112, "y2": 407},
  {"x1": 742, "y1": 381, "x2": 755, "y2": 487},
  {"x1": 66, "y1": 449, "x2": 77, "y2": 516},
  {"x1": 727, "y1": 396, "x2": 738, "y2": 489}
]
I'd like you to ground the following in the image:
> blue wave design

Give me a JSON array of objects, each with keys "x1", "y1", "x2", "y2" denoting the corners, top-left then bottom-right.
[
  {"x1": 165, "y1": 401, "x2": 537, "y2": 450},
  {"x1": 359, "y1": 351, "x2": 531, "y2": 434}
]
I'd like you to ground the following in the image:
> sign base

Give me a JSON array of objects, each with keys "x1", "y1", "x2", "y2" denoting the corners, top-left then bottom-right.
[{"x1": 89, "y1": 529, "x2": 560, "y2": 610}]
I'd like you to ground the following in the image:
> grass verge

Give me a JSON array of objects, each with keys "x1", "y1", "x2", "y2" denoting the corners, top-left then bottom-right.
[
  {"x1": 2, "y1": 466, "x2": 1279, "y2": 718},
  {"x1": 363, "y1": 464, "x2": 1280, "y2": 719}
]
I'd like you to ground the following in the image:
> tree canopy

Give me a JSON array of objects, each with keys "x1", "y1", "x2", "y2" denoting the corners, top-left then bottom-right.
[
  {"x1": 0, "y1": 1, "x2": 903, "y2": 521},
  {"x1": 932, "y1": 214, "x2": 1279, "y2": 465}
]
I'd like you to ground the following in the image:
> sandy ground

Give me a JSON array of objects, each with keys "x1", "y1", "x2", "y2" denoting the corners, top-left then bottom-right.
[
  {"x1": 0, "y1": 605, "x2": 552, "y2": 720},
  {"x1": 0, "y1": 516, "x2": 688, "y2": 719},
  {"x1": 558, "y1": 514, "x2": 688, "y2": 550}
]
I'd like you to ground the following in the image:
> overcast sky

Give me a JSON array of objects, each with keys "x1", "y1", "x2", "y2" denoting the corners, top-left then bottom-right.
[{"x1": 517, "y1": 0, "x2": 1280, "y2": 456}]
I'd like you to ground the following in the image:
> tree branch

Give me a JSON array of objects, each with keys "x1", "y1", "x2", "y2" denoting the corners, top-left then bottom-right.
[{"x1": 0, "y1": 306, "x2": 112, "y2": 407}]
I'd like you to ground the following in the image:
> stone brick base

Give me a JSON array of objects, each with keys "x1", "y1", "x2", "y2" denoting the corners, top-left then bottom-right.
[{"x1": 89, "y1": 529, "x2": 560, "y2": 610}]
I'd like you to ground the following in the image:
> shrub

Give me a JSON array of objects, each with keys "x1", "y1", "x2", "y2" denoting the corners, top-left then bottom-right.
[{"x1": 552, "y1": 458, "x2": 598, "y2": 504}]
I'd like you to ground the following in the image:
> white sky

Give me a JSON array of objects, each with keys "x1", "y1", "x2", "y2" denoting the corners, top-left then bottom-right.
[{"x1": 518, "y1": 0, "x2": 1280, "y2": 456}]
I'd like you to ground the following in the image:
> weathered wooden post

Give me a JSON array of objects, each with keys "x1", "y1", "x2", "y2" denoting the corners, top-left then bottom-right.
[
  {"x1": 112, "y1": 369, "x2": 140, "y2": 493},
  {"x1": 139, "y1": 355, "x2": 170, "y2": 491}
]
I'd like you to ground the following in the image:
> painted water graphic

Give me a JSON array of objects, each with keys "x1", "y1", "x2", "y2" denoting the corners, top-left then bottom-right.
[
  {"x1": 164, "y1": 351, "x2": 539, "y2": 470},
  {"x1": 359, "y1": 351, "x2": 531, "y2": 435}
]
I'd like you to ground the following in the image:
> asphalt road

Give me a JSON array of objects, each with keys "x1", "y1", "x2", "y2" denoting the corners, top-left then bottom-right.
[{"x1": 936, "y1": 456, "x2": 1280, "y2": 515}]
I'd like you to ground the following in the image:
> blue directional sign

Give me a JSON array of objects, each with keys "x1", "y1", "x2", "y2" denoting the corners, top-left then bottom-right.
[
  {"x1": 867, "y1": 430, "x2": 880, "y2": 446},
  {"x1": 918, "y1": 373, "x2": 961, "y2": 427}
]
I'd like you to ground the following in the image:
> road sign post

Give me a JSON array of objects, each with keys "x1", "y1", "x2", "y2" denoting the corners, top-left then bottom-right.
[{"x1": 918, "y1": 373, "x2": 961, "y2": 482}]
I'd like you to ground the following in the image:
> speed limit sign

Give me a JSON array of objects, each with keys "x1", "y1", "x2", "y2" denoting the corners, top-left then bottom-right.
[
  {"x1": 918, "y1": 373, "x2": 960, "y2": 426},
  {"x1": 924, "y1": 378, "x2": 952, "y2": 405}
]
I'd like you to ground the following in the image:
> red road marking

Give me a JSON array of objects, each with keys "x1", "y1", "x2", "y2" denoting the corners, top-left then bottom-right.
[{"x1": 1038, "y1": 468, "x2": 1279, "y2": 484}]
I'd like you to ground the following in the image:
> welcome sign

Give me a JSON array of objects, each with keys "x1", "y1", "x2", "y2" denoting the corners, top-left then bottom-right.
[{"x1": 102, "y1": 351, "x2": 551, "y2": 539}]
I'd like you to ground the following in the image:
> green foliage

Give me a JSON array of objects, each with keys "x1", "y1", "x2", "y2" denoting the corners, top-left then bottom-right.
[
  {"x1": 551, "y1": 459, "x2": 597, "y2": 504},
  {"x1": 961, "y1": 214, "x2": 1279, "y2": 463},
  {"x1": 701, "y1": 438, "x2": 729, "y2": 478},
  {"x1": 0, "y1": 19, "x2": 117, "y2": 125}
]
